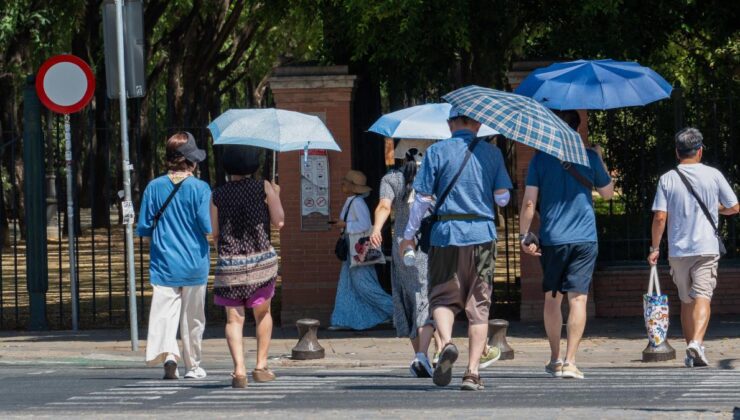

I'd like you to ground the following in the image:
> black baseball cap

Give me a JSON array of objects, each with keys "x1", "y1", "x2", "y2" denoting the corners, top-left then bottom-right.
[{"x1": 175, "y1": 132, "x2": 207, "y2": 163}]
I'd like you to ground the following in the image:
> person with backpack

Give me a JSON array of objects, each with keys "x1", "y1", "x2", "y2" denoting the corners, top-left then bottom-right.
[
  {"x1": 137, "y1": 132, "x2": 211, "y2": 380},
  {"x1": 648, "y1": 127, "x2": 738, "y2": 367}
]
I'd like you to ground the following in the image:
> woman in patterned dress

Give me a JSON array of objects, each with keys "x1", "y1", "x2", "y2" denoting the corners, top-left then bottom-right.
[
  {"x1": 370, "y1": 141, "x2": 442, "y2": 377},
  {"x1": 329, "y1": 170, "x2": 394, "y2": 330},
  {"x1": 210, "y1": 145, "x2": 284, "y2": 388}
]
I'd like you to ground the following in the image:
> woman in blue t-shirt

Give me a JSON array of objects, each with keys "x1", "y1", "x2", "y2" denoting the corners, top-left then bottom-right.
[{"x1": 137, "y1": 132, "x2": 211, "y2": 380}]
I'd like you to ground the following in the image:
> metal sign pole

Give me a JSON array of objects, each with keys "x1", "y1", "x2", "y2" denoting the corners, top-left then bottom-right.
[
  {"x1": 64, "y1": 114, "x2": 79, "y2": 331},
  {"x1": 115, "y1": 0, "x2": 139, "y2": 351}
]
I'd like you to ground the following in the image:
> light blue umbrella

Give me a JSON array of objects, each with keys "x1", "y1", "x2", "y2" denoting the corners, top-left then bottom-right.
[
  {"x1": 442, "y1": 85, "x2": 590, "y2": 167},
  {"x1": 514, "y1": 59, "x2": 673, "y2": 110},
  {"x1": 208, "y1": 108, "x2": 341, "y2": 152},
  {"x1": 368, "y1": 103, "x2": 500, "y2": 139}
]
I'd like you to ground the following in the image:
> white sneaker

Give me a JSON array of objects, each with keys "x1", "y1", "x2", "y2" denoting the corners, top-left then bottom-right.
[
  {"x1": 184, "y1": 366, "x2": 207, "y2": 379},
  {"x1": 686, "y1": 341, "x2": 709, "y2": 367},
  {"x1": 684, "y1": 355, "x2": 694, "y2": 368}
]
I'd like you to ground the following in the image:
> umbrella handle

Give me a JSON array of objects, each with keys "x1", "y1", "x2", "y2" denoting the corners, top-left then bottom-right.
[{"x1": 272, "y1": 152, "x2": 277, "y2": 183}]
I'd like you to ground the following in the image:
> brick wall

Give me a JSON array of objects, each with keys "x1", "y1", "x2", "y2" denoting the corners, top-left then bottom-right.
[
  {"x1": 270, "y1": 67, "x2": 357, "y2": 326},
  {"x1": 594, "y1": 265, "x2": 740, "y2": 317}
]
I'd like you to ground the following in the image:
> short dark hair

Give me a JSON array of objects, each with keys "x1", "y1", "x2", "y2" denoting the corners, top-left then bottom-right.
[
  {"x1": 449, "y1": 115, "x2": 475, "y2": 125},
  {"x1": 165, "y1": 132, "x2": 196, "y2": 171},
  {"x1": 554, "y1": 110, "x2": 581, "y2": 131},
  {"x1": 220, "y1": 144, "x2": 262, "y2": 176}
]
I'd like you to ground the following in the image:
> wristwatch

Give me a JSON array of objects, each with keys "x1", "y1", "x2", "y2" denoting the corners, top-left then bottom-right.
[{"x1": 649, "y1": 246, "x2": 660, "y2": 253}]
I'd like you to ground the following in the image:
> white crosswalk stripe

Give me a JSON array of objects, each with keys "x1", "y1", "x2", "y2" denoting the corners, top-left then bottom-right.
[
  {"x1": 44, "y1": 367, "x2": 740, "y2": 408},
  {"x1": 46, "y1": 372, "x2": 348, "y2": 408}
]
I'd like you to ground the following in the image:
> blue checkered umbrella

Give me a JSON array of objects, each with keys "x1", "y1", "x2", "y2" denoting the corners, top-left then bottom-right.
[{"x1": 442, "y1": 85, "x2": 590, "y2": 167}]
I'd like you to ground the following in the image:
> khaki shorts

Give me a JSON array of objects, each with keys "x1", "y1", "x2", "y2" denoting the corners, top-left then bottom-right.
[
  {"x1": 427, "y1": 242, "x2": 495, "y2": 325},
  {"x1": 668, "y1": 255, "x2": 719, "y2": 303}
]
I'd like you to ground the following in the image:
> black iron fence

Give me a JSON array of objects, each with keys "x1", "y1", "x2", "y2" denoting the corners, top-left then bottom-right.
[
  {"x1": 590, "y1": 90, "x2": 738, "y2": 263},
  {"x1": 3, "y1": 88, "x2": 735, "y2": 329},
  {"x1": 0, "y1": 95, "x2": 229, "y2": 329}
]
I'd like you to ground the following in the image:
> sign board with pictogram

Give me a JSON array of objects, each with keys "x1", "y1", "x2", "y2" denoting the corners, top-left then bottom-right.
[{"x1": 300, "y1": 149, "x2": 331, "y2": 231}]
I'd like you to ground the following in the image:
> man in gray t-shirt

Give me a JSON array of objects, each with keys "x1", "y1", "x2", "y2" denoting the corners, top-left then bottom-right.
[{"x1": 648, "y1": 127, "x2": 738, "y2": 368}]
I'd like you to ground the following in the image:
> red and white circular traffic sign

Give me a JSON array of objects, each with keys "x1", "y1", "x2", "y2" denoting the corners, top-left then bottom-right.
[{"x1": 35, "y1": 54, "x2": 95, "y2": 114}]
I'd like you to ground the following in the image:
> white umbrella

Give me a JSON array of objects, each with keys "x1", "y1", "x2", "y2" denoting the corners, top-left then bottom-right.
[
  {"x1": 208, "y1": 108, "x2": 341, "y2": 179},
  {"x1": 368, "y1": 103, "x2": 500, "y2": 140}
]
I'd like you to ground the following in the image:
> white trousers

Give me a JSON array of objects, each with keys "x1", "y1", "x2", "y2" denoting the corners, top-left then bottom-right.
[{"x1": 145, "y1": 284, "x2": 206, "y2": 369}]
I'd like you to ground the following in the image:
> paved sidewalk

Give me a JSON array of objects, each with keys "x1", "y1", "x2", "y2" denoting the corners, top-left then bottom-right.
[{"x1": 1, "y1": 317, "x2": 738, "y2": 371}]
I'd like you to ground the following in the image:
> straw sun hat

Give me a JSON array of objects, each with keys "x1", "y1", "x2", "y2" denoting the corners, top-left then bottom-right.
[{"x1": 342, "y1": 170, "x2": 372, "y2": 194}]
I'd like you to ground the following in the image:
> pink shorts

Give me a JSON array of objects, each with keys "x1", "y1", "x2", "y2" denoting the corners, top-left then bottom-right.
[{"x1": 214, "y1": 282, "x2": 276, "y2": 308}]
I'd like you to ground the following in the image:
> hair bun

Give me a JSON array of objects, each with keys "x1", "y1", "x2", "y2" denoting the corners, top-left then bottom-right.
[{"x1": 405, "y1": 147, "x2": 419, "y2": 161}]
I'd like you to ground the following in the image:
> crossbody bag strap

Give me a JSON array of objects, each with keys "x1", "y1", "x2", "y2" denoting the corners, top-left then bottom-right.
[
  {"x1": 561, "y1": 161, "x2": 594, "y2": 190},
  {"x1": 340, "y1": 196, "x2": 359, "y2": 234},
  {"x1": 431, "y1": 137, "x2": 483, "y2": 217},
  {"x1": 152, "y1": 178, "x2": 186, "y2": 229},
  {"x1": 674, "y1": 169, "x2": 719, "y2": 236}
]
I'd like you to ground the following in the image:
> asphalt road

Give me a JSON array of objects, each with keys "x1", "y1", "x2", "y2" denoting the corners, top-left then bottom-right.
[{"x1": 0, "y1": 364, "x2": 738, "y2": 418}]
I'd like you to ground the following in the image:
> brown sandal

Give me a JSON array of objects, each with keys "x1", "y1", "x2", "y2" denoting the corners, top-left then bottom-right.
[
  {"x1": 231, "y1": 373, "x2": 248, "y2": 388},
  {"x1": 460, "y1": 371, "x2": 484, "y2": 391},
  {"x1": 252, "y1": 368, "x2": 276, "y2": 383}
]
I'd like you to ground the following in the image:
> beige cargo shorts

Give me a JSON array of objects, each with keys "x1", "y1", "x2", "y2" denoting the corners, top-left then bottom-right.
[{"x1": 668, "y1": 255, "x2": 719, "y2": 303}]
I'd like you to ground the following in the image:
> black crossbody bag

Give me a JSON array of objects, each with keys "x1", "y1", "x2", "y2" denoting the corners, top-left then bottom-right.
[
  {"x1": 417, "y1": 138, "x2": 482, "y2": 253},
  {"x1": 151, "y1": 178, "x2": 186, "y2": 230},
  {"x1": 334, "y1": 196, "x2": 358, "y2": 261},
  {"x1": 674, "y1": 169, "x2": 727, "y2": 257}
]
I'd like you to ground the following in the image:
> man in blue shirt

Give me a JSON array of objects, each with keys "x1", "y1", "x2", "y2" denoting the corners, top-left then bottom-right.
[
  {"x1": 137, "y1": 132, "x2": 212, "y2": 380},
  {"x1": 400, "y1": 107, "x2": 513, "y2": 391},
  {"x1": 519, "y1": 110, "x2": 613, "y2": 380}
]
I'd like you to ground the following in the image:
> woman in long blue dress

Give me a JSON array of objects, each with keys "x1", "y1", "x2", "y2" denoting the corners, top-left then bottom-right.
[{"x1": 330, "y1": 170, "x2": 393, "y2": 330}]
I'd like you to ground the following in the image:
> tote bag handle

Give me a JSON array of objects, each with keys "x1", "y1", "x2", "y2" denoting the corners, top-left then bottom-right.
[{"x1": 647, "y1": 265, "x2": 662, "y2": 296}]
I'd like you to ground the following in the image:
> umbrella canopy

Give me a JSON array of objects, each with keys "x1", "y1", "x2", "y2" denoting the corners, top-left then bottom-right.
[
  {"x1": 208, "y1": 108, "x2": 341, "y2": 152},
  {"x1": 368, "y1": 103, "x2": 499, "y2": 139},
  {"x1": 514, "y1": 59, "x2": 673, "y2": 110},
  {"x1": 442, "y1": 85, "x2": 590, "y2": 167}
]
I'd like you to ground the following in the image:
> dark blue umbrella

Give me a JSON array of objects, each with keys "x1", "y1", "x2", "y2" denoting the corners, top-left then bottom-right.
[{"x1": 514, "y1": 59, "x2": 673, "y2": 110}]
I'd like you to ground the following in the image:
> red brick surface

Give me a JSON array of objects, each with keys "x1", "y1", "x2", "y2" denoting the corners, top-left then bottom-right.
[
  {"x1": 271, "y1": 83, "x2": 356, "y2": 326},
  {"x1": 594, "y1": 265, "x2": 740, "y2": 317}
]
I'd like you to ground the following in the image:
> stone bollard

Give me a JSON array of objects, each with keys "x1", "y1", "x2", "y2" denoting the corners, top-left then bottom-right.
[
  {"x1": 487, "y1": 319, "x2": 514, "y2": 360},
  {"x1": 642, "y1": 340, "x2": 676, "y2": 362},
  {"x1": 291, "y1": 318, "x2": 325, "y2": 360}
]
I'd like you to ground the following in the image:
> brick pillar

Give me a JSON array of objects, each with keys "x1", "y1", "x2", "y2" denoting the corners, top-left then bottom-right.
[
  {"x1": 508, "y1": 62, "x2": 594, "y2": 321},
  {"x1": 269, "y1": 66, "x2": 357, "y2": 326}
]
